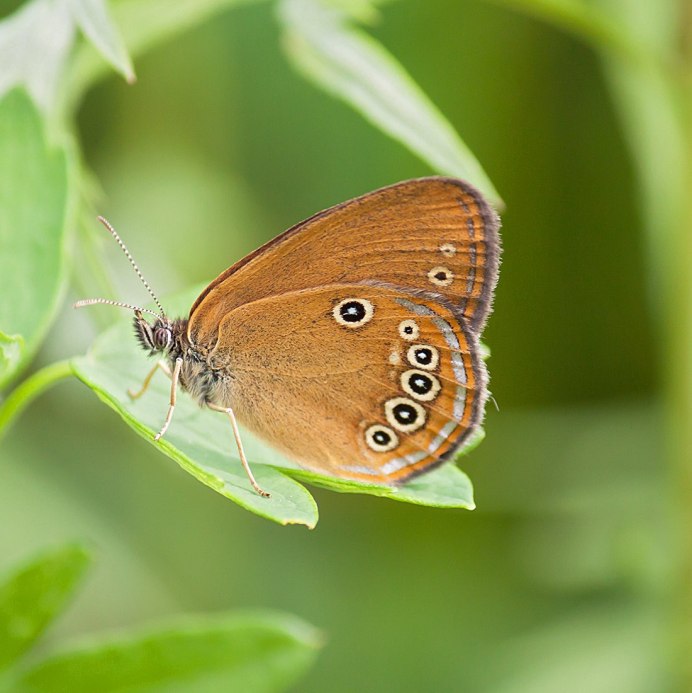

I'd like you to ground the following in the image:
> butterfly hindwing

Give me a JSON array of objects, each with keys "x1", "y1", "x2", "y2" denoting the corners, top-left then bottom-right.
[{"x1": 204, "y1": 283, "x2": 486, "y2": 483}]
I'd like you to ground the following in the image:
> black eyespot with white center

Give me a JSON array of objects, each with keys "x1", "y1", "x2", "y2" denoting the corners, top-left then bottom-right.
[
  {"x1": 401, "y1": 369, "x2": 441, "y2": 402},
  {"x1": 333, "y1": 298, "x2": 374, "y2": 328},
  {"x1": 407, "y1": 344, "x2": 439, "y2": 371},
  {"x1": 365, "y1": 424, "x2": 399, "y2": 452},
  {"x1": 384, "y1": 397, "x2": 426, "y2": 433}
]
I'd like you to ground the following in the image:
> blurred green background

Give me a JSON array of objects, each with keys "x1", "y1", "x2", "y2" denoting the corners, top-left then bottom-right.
[{"x1": 1, "y1": 0, "x2": 684, "y2": 690}]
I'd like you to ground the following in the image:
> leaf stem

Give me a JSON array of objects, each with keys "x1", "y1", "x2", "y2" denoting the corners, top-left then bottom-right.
[
  {"x1": 0, "y1": 360, "x2": 74, "y2": 440},
  {"x1": 670, "y1": 4, "x2": 692, "y2": 687}
]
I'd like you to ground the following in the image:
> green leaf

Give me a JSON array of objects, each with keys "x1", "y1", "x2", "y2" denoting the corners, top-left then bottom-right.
[
  {"x1": 289, "y1": 461, "x2": 475, "y2": 509},
  {"x1": 278, "y1": 0, "x2": 501, "y2": 206},
  {"x1": 0, "y1": 89, "x2": 74, "y2": 388},
  {"x1": 319, "y1": 0, "x2": 381, "y2": 24},
  {"x1": 11, "y1": 611, "x2": 321, "y2": 693},
  {"x1": 282, "y1": 426, "x2": 480, "y2": 508},
  {"x1": 67, "y1": 0, "x2": 266, "y2": 105},
  {"x1": 71, "y1": 294, "x2": 319, "y2": 528},
  {"x1": 71, "y1": 287, "x2": 475, "y2": 525},
  {"x1": 67, "y1": 0, "x2": 135, "y2": 83},
  {"x1": 0, "y1": 545, "x2": 90, "y2": 671},
  {"x1": 0, "y1": 0, "x2": 76, "y2": 110}
]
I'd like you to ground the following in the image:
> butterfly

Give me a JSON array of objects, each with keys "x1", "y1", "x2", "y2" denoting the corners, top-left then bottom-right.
[{"x1": 76, "y1": 177, "x2": 501, "y2": 497}]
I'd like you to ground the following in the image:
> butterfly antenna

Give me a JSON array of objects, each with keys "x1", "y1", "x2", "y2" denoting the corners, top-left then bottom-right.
[
  {"x1": 97, "y1": 216, "x2": 166, "y2": 317},
  {"x1": 73, "y1": 298, "x2": 161, "y2": 319}
]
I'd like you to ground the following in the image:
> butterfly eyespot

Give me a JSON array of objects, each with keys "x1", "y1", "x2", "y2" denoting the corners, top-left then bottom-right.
[
  {"x1": 407, "y1": 344, "x2": 439, "y2": 371},
  {"x1": 384, "y1": 397, "x2": 426, "y2": 433},
  {"x1": 333, "y1": 298, "x2": 374, "y2": 327},
  {"x1": 401, "y1": 369, "x2": 441, "y2": 402},
  {"x1": 439, "y1": 243, "x2": 457, "y2": 257},
  {"x1": 365, "y1": 424, "x2": 399, "y2": 452},
  {"x1": 398, "y1": 319, "x2": 419, "y2": 341},
  {"x1": 428, "y1": 266, "x2": 454, "y2": 287}
]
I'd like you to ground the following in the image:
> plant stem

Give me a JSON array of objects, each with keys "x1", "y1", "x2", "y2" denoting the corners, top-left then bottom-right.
[
  {"x1": 671, "y1": 3, "x2": 692, "y2": 687},
  {"x1": 0, "y1": 360, "x2": 74, "y2": 441}
]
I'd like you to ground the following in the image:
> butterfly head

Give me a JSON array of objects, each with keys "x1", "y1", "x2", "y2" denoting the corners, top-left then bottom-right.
[
  {"x1": 133, "y1": 311, "x2": 174, "y2": 355},
  {"x1": 73, "y1": 216, "x2": 181, "y2": 357}
]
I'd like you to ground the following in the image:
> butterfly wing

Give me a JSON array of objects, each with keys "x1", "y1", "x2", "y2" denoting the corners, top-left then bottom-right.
[
  {"x1": 188, "y1": 177, "x2": 500, "y2": 350},
  {"x1": 204, "y1": 283, "x2": 486, "y2": 483}
]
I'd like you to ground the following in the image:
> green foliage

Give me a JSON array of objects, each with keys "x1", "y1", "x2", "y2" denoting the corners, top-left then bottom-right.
[
  {"x1": 71, "y1": 287, "x2": 475, "y2": 525},
  {"x1": 0, "y1": 0, "x2": 486, "y2": 524},
  {"x1": 67, "y1": 0, "x2": 267, "y2": 105},
  {"x1": 0, "y1": 360, "x2": 73, "y2": 440},
  {"x1": 1, "y1": 0, "x2": 691, "y2": 688},
  {"x1": 0, "y1": 89, "x2": 73, "y2": 388},
  {"x1": 485, "y1": 0, "x2": 651, "y2": 61},
  {"x1": 0, "y1": 548, "x2": 319, "y2": 692},
  {"x1": 11, "y1": 613, "x2": 319, "y2": 693},
  {"x1": 0, "y1": 0, "x2": 75, "y2": 110},
  {"x1": 67, "y1": 0, "x2": 135, "y2": 83},
  {"x1": 0, "y1": 545, "x2": 89, "y2": 671},
  {"x1": 279, "y1": 0, "x2": 502, "y2": 205}
]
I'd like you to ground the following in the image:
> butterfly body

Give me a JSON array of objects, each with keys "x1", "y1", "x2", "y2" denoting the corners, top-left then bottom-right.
[
  {"x1": 133, "y1": 316, "x2": 224, "y2": 407},
  {"x1": 125, "y1": 177, "x2": 501, "y2": 488}
]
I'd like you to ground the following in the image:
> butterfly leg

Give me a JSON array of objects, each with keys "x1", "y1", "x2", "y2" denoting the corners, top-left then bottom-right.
[
  {"x1": 154, "y1": 357, "x2": 182, "y2": 442},
  {"x1": 128, "y1": 360, "x2": 172, "y2": 400},
  {"x1": 208, "y1": 403, "x2": 271, "y2": 498}
]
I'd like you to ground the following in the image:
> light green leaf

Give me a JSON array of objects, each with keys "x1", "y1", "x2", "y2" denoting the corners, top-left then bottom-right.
[
  {"x1": 278, "y1": 0, "x2": 502, "y2": 206},
  {"x1": 319, "y1": 0, "x2": 381, "y2": 24},
  {"x1": 71, "y1": 287, "x2": 475, "y2": 525},
  {"x1": 67, "y1": 0, "x2": 135, "y2": 83},
  {"x1": 11, "y1": 610, "x2": 321, "y2": 693},
  {"x1": 0, "y1": 545, "x2": 90, "y2": 671},
  {"x1": 289, "y1": 461, "x2": 475, "y2": 509},
  {"x1": 282, "y1": 426, "x2": 480, "y2": 508},
  {"x1": 0, "y1": 0, "x2": 76, "y2": 110},
  {"x1": 0, "y1": 89, "x2": 74, "y2": 388},
  {"x1": 68, "y1": 0, "x2": 266, "y2": 105},
  {"x1": 71, "y1": 292, "x2": 319, "y2": 528}
]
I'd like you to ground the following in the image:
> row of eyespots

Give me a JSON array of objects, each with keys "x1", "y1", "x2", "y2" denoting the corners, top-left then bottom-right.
[
  {"x1": 424, "y1": 243, "x2": 457, "y2": 288},
  {"x1": 335, "y1": 245, "x2": 457, "y2": 327},
  {"x1": 365, "y1": 321, "x2": 443, "y2": 452}
]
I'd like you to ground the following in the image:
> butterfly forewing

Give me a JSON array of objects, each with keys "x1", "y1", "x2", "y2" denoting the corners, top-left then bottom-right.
[{"x1": 189, "y1": 177, "x2": 500, "y2": 347}]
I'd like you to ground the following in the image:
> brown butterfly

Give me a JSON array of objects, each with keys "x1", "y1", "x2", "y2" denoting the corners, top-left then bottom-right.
[{"x1": 76, "y1": 177, "x2": 501, "y2": 497}]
